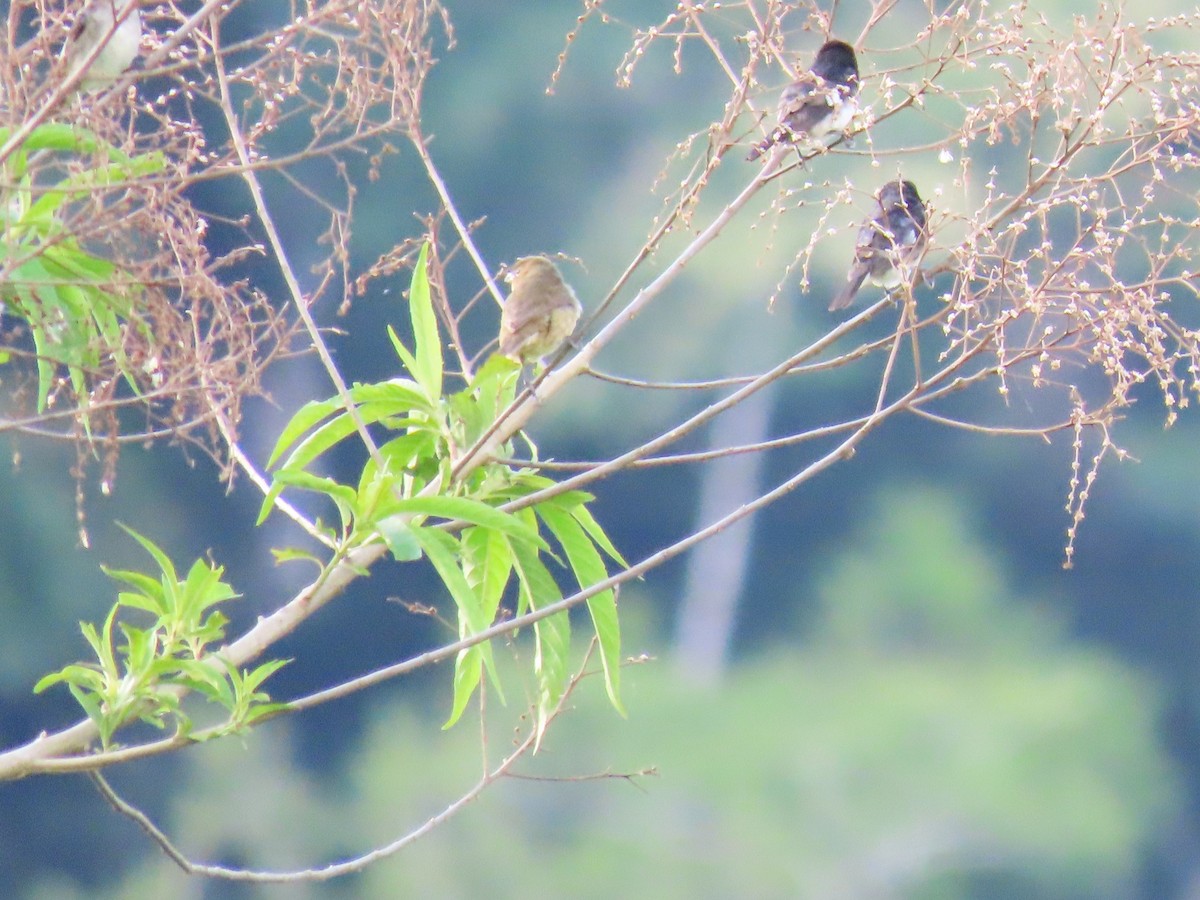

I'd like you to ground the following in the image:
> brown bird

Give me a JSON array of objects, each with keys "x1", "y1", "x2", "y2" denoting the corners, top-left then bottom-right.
[
  {"x1": 746, "y1": 40, "x2": 860, "y2": 162},
  {"x1": 830, "y1": 180, "x2": 928, "y2": 312},
  {"x1": 499, "y1": 255, "x2": 582, "y2": 364}
]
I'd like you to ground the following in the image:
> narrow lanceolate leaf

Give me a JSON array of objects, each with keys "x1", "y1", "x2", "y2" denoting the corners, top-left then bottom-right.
[
  {"x1": 568, "y1": 503, "x2": 628, "y2": 567},
  {"x1": 376, "y1": 495, "x2": 546, "y2": 548},
  {"x1": 103, "y1": 565, "x2": 162, "y2": 602},
  {"x1": 271, "y1": 412, "x2": 364, "y2": 477},
  {"x1": 116, "y1": 524, "x2": 178, "y2": 586},
  {"x1": 410, "y1": 527, "x2": 504, "y2": 724},
  {"x1": 512, "y1": 540, "x2": 571, "y2": 750},
  {"x1": 241, "y1": 658, "x2": 290, "y2": 694},
  {"x1": 443, "y1": 645, "x2": 483, "y2": 730},
  {"x1": 462, "y1": 526, "x2": 513, "y2": 629},
  {"x1": 257, "y1": 470, "x2": 356, "y2": 529},
  {"x1": 264, "y1": 395, "x2": 344, "y2": 468},
  {"x1": 269, "y1": 383, "x2": 433, "y2": 483},
  {"x1": 386, "y1": 325, "x2": 421, "y2": 389},
  {"x1": 407, "y1": 243, "x2": 443, "y2": 401},
  {"x1": 410, "y1": 527, "x2": 485, "y2": 632},
  {"x1": 536, "y1": 505, "x2": 624, "y2": 716}
]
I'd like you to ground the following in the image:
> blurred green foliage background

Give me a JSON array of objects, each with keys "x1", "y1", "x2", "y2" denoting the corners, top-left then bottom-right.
[{"x1": 3, "y1": 1, "x2": 1200, "y2": 897}]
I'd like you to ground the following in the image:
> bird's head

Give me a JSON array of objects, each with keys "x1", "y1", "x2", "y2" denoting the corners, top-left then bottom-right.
[
  {"x1": 504, "y1": 255, "x2": 558, "y2": 287},
  {"x1": 812, "y1": 40, "x2": 859, "y2": 85}
]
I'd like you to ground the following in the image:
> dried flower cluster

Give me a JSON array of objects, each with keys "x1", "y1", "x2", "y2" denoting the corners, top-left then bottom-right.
[
  {"x1": 0, "y1": 0, "x2": 447, "y2": 478},
  {"x1": 557, "y1": 1, "x2": 1200, "y2": 564}
]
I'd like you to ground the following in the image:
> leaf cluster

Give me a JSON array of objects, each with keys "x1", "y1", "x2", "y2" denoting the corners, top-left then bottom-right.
[
  {"x1": 34, "y1": 525, "x2": 287, "y2": 748},
  {"x1": 0, "y1": 124, "x2": 164, "y2": 414},
  {"x1": 262, "y1": 245, "x2": 627, "y2": 741}
]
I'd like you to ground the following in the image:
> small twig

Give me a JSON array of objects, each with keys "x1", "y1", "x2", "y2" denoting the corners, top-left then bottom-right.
[
  {"x1": 411, "y1": 128, "x2": 506, "y2": 310},
  {"x1": 212, "y1": 23, "x2": 384, "y2": 470}
]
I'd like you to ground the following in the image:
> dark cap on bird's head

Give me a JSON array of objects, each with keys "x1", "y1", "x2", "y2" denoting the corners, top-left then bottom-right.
[
  {"x1": 880, "y1": 179, "x2": 923, "y2": 210},
  {"x1": 809, "y1": 40, "x2": 859, "y2": 87}
]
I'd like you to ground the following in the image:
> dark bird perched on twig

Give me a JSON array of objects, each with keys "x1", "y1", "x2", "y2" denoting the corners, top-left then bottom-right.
[
  {"x1": 830, "y1": 180, "x2": 928, "y2": 312},
  {"x1": 499, "y1": 256, "x2": 582, "y2": 364},
  {"x1": 746, "y1": 40, "x2": 859, "y2": 162}
]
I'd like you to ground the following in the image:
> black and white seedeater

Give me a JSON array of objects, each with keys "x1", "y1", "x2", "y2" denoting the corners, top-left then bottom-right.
[
  {"x1": 63, "y1": 0, "x2": 142, "y2": 92},
  {"x1": 829, "y1": 180, "x2": 928, "y2": 312},
  {"x1": 746, "y1": 39, "x2": 859, "y2": 162},
  {"x1": 499, "y1": 256, "x2": 582, "y2": 364}
]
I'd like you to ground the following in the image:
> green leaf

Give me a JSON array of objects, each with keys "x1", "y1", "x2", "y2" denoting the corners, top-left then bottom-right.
[
  {"x1": 265, "y1": 395, "x2": 345, "y2": 468},
  {"x1": 462, "y1": 526, "x2": 512, "y2": 630},
  {"x1": 19, "y1": 123, "x2": 139, "y2": 159},
  {"x1": 570, "y1": 503, "x2": 628, "y2": 567},
  {"x1": 172, "y1": 658, "x2": 231, "y2": 705},
  {"x1": 270, "y1": 547, "x2": 325, "y2": 568},
  {"x1": 104, "y1": 566, "x2": 163, "y2": 597},
  {"x1": 113, "y1": 591, "x2": 160, "y2": 616},
  {"x1": 68, "y1": 681, "x2": 108, "y2": 743},
  {"x1": 84, "y1": 608, "x2": 121, "y2": 680},
  {"x1": 410, "y1": 528, "x2": 505, "y2": 720},
  {"x1": 537, "y1": 505, "x2": 624, "y2": 716},
  {"x1": 272, "y1": 411, "x2": 364, "y2": 476},
  {"x1": 509, "y1": 533, "x2": 563, "y2": 619},
  {"x1": 362, "y1": 432, "x2": 438, "y2": 488},
  {"x1": 28, "y1": 152, "x2": 166, "y2": 226},
  {"x1": 533, "y1": 609, "x2": 571, "y2": 749},
  {"x1": 378, "y1": 516, "x2": 424, "y2": 562},
  {"x1": 22, "y1": 123, "x2": 104, "y2": 153},
  {"x1": 256, "y1": 479, "x2": 290, "y2": 527},
  {"x1": 411, "y1": 528, "x2": 486, "y2": 633},
  {"x1": 21, "y1": 290, "x2": 62, "y2": 413},
  {"x1": 116, "y1": 524, "x2": 179, "y2": 587},
  {"x1": 119, "y1": 623, "x2": 158, "y2": 674},
  {"x1": 177, "y1": 558, "x2": 238, "y2": 627},
  {"x1": 408, "y1": 243, "x2": 442, "y2": 400},
  {"x1": 511, "y1": 540, "x2": 570, "y2": 749},
  {"x1": 443, "y1": 645, "x2": 483, "y2": 729},
  {"x1": 258, "y1": 470, "x2": 355, "y2": 530},
  {"x1": 353, "y1": 378, "x2": 434, "y2": 411},
  {"x1": 241, "y1": 658, "x2": 290, "y2": 695},
  {"x1": 524, "y1": 488, "x2": 625, "y2": 569},
  {"x1": 263, "y1": 379, "x2": 438, "y2": 499},
  {"x1": 450, "y1": 355, "x2": 520, "y2": 446},
  {"x1": 376, "y1": 495, "x2": 546, "y2": 548},
  {"x1": 387, "y1": 326, "x2": 422, "y2": 387},
  {"x1": 34, "y1": 663, "x2": 103, "y2": 695}
]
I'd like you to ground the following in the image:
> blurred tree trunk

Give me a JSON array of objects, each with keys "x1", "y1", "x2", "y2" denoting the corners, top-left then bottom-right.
[{"x1": 673, "y1": 382, "x2": 774, "y2": 684}]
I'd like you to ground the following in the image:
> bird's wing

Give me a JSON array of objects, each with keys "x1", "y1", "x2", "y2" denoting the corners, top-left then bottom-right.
[
  {"x1": 776, "y1": 78, "x2": 829, "y2": 132},
  {"x1": 501, "y1": 296, "x2": 574, "y2": 340},
  {"x1": 856, "y1": 210, "x2": 890, "y2": 258}
]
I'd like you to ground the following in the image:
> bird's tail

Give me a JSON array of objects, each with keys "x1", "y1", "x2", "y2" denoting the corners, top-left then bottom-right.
[
  {"x1": 746, "y1": 128, "x2": 783, "y2": 161},
  {"x1": 829, "y1": 266, "x2": 868, "y2": 311}
]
